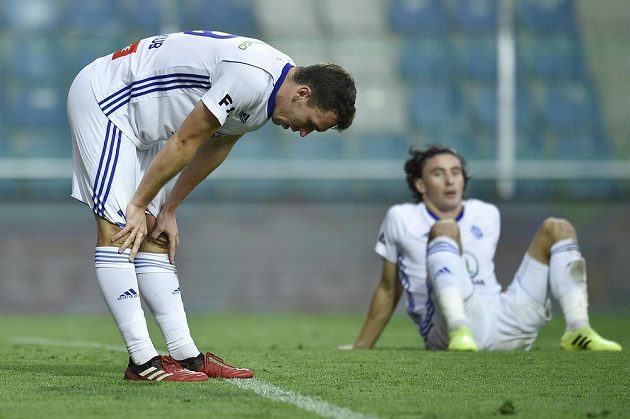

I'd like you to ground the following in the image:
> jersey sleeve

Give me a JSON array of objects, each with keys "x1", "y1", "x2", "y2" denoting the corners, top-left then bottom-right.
[
  {"x1": 375, "y1": 207, "x2": 401, "y2": 264},
  {"x1": 201, "y1": 61, "x2": 270, "y2": 126}
]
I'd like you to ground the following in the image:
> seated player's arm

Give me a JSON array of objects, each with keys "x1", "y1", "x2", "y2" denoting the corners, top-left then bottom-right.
[{"x1": 352, "y1": 258, "x2": 402, "y2": 349}]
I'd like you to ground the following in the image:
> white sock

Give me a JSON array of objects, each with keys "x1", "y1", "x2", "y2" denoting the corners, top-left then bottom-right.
[
  {"x1": 135, "y1": 252, "x2": 200, "y2": 360},
  {"x1": 427, "y1": 237, "x2": 473, "y2": 331},
  {"x1": 549, "y1": 240, "x2": 589, "y2": 331},
  {"x1": 94, "y1": 247, "x2": 158, "y2": 365}
]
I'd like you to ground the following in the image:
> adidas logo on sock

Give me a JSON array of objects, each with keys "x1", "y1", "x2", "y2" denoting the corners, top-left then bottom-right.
[
  {"x1": 117, "y1": 288, "x2": 139, "y2": 300},
  {"x1": 435, "y1": 266, "x2": 453, "y2": 278},
  {"x1": 172, "y1": 287, "x2": 181, "y2": 295}
]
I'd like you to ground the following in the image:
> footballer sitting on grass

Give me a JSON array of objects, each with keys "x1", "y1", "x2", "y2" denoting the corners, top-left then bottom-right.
[{"x1": 341, "y1": 145, "x2": 622, "y2": 352}]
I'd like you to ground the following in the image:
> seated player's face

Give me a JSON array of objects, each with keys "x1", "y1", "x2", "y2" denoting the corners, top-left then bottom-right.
[
  {"x1": 272, "y1": 96, "x2": 338, "y2": 138},
  {"x1": 419, "y1": 154, "x2": 465, "y2": 214}
]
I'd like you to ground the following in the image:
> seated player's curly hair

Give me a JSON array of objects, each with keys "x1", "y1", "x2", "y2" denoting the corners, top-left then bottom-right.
[
  {"x1": 404, "y1": 145, "x2": 471, "y2": 203},
  {"x1": 293, "y1": 63, "x2": 356, "y2": 131}
]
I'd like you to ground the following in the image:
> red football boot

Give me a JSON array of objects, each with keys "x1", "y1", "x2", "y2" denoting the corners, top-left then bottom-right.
[
  {"x1": 124, "y1": 355, "x2": 208, "y2": 382},
  {"x1": 176, "y1": 352, "x2": 254, "y2": 379}
]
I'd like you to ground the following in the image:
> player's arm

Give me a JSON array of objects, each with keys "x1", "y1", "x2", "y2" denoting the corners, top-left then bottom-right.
[
  {"x1": 153, "y1": 133, "x2": 242, "y2": 263},
  {"x1": 113, "y1": 100, "x2": 220, "y2": 259},
  {"x1": 348, "y1": 258, "x2": 402, "y2": 349}
]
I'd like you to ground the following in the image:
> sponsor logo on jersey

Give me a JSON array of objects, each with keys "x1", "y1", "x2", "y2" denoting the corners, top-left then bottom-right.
[
  {"x1": 219, "y1": 94, "x2": 235, "y2": 113},
  {"x1": 238, "y1": 111, "x2": 251, "y2": 123},
  {"x1": 463, "y1": 251, "x2": 480, "y2": 279},
  {"x1": 112, "y1": 40, "x2": 140, "y2": 59}
]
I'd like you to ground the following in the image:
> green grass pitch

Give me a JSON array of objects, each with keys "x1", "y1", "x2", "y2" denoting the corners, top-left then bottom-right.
[{"x1": 0, "y1": 313, "x2": 628, "y2": 418}]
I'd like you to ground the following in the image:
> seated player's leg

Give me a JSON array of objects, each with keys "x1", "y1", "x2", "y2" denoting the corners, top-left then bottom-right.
[
  {"x1": 426, "y1": 220, "x2": 478, "y2": 351},
  {"x1": 493, "y1": 254, "x2": 552, "y2": 350},
  {"x1": 525, "y1": 218, "x2": 621, "y2": 351}
]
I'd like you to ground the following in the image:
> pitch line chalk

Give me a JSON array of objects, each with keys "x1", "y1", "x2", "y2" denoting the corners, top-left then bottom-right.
[{"x1": 8, "y1": 336, "x2": 379, "y2": 419}]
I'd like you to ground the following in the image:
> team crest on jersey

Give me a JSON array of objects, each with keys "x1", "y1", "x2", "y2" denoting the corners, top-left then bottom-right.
[{"x1": 470, "y1": 225, "x2": 483, "y2": 239}]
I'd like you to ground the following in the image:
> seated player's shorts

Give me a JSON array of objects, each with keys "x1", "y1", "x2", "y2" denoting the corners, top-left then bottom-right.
[
  {"x1": 425, "y1": 254, "x2": 552, "y2": 351},
  {"x1": 68, "y1": 61, "x2": 175, "y2": 227}
]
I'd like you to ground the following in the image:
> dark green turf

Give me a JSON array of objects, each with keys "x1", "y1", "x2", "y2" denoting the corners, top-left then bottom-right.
[{"x1": 0, "y1": 313, "x2": 628, "y2": 418}]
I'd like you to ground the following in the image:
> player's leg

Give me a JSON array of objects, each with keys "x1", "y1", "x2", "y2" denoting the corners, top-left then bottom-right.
[
  {"x1": 526, "y1": 218, "x2": 621, "y2": 351},
  {"x1": 426, "y1": 220, "x2": 477, "y2": 351},
  {"x1": 135, "y1": 216, "x2": 253, "y2": 378},
  {"x1": 97, "y1": 219, "x2": 206, "y2": 381}
]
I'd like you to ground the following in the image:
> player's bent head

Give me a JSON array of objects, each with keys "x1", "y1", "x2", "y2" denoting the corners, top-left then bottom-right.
[
  {"x1": 404, "y1": 145, "x2": 471, "y2": 202},
  {"x1": 293, "y1": 63, "x2": 356, "y2": 131}
]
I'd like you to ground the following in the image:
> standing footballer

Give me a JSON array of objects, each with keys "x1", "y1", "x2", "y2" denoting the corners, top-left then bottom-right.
[{"x1": 68, "y1": 30, "x2": 356, "y2": 381}]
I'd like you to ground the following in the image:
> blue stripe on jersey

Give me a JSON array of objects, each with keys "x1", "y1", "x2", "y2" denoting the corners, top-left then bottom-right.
[
  {"x1": 99, "y1": 73, "x2": 210, "y2": 115},
  {"x1": 104, "y1": 82, "x2": 211, "y2": 116},
  {"x1": 100, "y1": 78, "x2": 211, "y2": 113},
  {"x1": 99, "y1": 73, "x2": 210, "y2": 107},
  {"x1": 267, "y1": 63, "x2": 294, "y2": 118}
]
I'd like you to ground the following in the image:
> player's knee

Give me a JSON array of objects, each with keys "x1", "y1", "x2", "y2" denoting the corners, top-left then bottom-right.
[
  {"x1": 429, "y1": 219, "x2": 460, "y2": 242},
  {"x1": 540, "y1": 217, "x2": 576, "y2": 242}
]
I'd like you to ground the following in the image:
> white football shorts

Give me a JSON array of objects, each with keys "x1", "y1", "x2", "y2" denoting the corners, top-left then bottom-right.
[
  {"x1": 68, "y1": 61, "x2": 175, "y2": 227},
  {"x1": 425, "y1": 254, "x2": 552, "y2": 351}
]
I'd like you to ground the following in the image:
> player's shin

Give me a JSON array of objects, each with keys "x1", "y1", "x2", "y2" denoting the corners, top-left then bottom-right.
[
  {"x1": 549, "y1": 240, "x2": 589, "y2": 331},
  {"x1": 134, "y1": 252, "x2": 200, "y2": 360},
  {"x1": 427, "y1": 237, "x2": 473, "y2": 331},
  {"x1": 94, "y1": 247, "x2": 159, "y2": 365}
]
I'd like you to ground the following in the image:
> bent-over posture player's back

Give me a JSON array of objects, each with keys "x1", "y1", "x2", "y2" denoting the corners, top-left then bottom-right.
[{"x1": 69, "y1": 30, "x2": 356, "y2": 381}]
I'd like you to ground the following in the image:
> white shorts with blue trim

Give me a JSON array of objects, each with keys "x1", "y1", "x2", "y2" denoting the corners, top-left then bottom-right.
[{"x1": 68, "y1": 62, "x2": 175, "y2": 227}]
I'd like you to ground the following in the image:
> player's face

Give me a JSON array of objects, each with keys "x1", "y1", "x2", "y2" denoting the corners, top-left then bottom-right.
[
  {"x1": 271, "y1": 88, "x2": 338, "y2": 137},
  {"x1": 415, "y1": 153, "x2": 465, "y2": 216}
]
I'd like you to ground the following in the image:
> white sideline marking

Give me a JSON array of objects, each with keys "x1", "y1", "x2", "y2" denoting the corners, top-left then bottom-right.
[
  {"x1": 226, "y1": 378, "x2": 378, "y2": 419},
  {"x1": 8, "y1": 336, "x2": 378, "y2": 419}
]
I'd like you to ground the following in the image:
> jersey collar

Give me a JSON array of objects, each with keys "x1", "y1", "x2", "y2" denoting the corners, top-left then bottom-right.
[
  {"x1": 425, "y1": 205, "x2": 465, "y2": 222},
  {"x1": 267, "y1": 63, "x2": 294, "y2": 118}
]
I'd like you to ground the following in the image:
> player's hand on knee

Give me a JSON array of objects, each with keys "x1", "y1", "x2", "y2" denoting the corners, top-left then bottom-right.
[
  {"x1": 112, "y1": 203, "x2": 148, "y2": 261},
  {"x1": 153, "y1": 210, "x2": 179, "y2": 264}
]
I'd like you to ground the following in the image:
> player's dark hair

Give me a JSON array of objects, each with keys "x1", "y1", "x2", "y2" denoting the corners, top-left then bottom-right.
[
  {"x1": 293, "y1": 63, "x2": 356, "y2": 131},
  {"x1": 404, "y1": 145, "x2": 471, "y2": 203}
]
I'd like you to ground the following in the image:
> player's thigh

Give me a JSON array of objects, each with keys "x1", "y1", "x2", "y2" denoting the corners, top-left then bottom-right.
[{"x1": 492, "y1": 281, "x2": 551, "y2": 350}]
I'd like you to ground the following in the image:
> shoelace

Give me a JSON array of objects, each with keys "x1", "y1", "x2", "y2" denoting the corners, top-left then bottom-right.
[
  {"x1": 159, "y1": 356, "x2": 188, "y2": 372},
  {"x1": 205, "y1": 352, "x2": 238, "y2": 368}
]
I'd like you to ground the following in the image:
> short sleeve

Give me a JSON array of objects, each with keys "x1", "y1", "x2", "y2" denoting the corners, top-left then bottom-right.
[
  {"x1": 375, "y1": 207, "x2": 400, "y2": 264},
  {"x1": 201, "y1": 62, "x2": 270, "y2": 125}
]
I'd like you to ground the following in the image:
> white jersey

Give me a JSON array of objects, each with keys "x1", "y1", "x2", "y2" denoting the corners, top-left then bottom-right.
[
  {"x1": 375, "y1": 199, "x2": 502, "y2": 337},
  {"x1": 89, "y1": 31, "x2": 295, "y2": 149}
]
